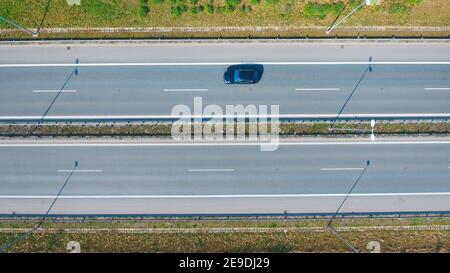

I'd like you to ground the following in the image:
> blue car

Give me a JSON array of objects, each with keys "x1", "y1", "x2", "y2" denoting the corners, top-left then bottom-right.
[{"x1": 223, "y1": 64, "x2": 264, "y2": 84}]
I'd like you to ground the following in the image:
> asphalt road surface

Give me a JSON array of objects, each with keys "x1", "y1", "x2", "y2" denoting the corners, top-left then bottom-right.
[
  {"x1": 0, "y1": 42, "x2": 449, "y2": 121},
  {"x1": 1, "y1": 140, "x2": 449, "y2": 215},
  {"x1": 1, "y1": 42, "x2": 449, "y2": 63}
]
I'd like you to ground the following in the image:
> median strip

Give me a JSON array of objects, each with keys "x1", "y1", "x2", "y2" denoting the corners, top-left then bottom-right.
[{"x1": 1, "y1": 122, "x2": 450, "y2": 138}]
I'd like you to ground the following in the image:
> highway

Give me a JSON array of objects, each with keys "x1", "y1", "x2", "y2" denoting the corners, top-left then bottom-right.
[
  {"x1": 0, "y1": 139, "x2": 449, "y2": 215},
  {"x1": 0, "y1": 42, "x2": 449, "y2": 121}
]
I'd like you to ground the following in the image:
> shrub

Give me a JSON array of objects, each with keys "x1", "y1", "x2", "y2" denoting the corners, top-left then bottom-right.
[
  {"x1": 152, "y1": 0, "x2": 164, "y2": 3},
  {"x1": 408, "y1": 0, "x2": 422, "y2": 5},
  {"x1": 304, "y1": 1, "x2": 344, "y2": 19},
  {"x1": 225, "y1": 0, "x2": 241, "y2": 6},
  {"x1": 224, "y1": 4, "x2": 235, "y2": 14},
  {"x1": 190, "y1": 5, "x2": 204, "y2": 15},
  {"x1": 171, "y1": 4, "x2": 188, "y2": 16},
  {"x1": 265, "y1": 0, "x2": 278, "y2": 5},
  {"x1": 388, "y1": 3, "x2": 408, "y2": 14},
  {"x1": 207, "y1": 4, "x2": 215, "y2": 14},
  {"x1": 138, "y1": 0, "x2": 150, "y2": 17},
  {"x1": 239, "y1": 4, "x2": 252, "y2": 13},
  {"x1": 190, "y1": 6, "x2": 199, "y2": 14},
  {"x1": 138, "y1": 5, "x2": 150, "y2": 17},
  {"x1": 386, "y1": 0, "x2": 422, "y2": 15},
  {"x1": 190, "y1": 0, "x2": 199, "y2": 5},
  {"x1": 251, "y1": 0, "x2": 260, "y2": 4}
]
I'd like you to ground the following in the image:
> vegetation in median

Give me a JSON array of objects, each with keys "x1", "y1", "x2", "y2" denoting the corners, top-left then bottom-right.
[{"x1": 0, "y1": 122, "x2": 449, "y2": 137}]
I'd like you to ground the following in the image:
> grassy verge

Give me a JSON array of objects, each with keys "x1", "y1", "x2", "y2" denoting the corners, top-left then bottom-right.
[
  {"x1": 0, "y1": 0, "x2": 449, "y2": 39},
  {"x1": 1, "y1": 122, "x2": 449, "y2": 137},
  {"x1": 0, "y1": 217, "x2": 449, "y2": 252},
  {"x1": 1, "y1": 216, "x2": 449, "y2": 229}
]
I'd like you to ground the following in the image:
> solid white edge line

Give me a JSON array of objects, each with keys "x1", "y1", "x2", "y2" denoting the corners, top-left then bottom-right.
[
  {"x1": 0, "y1": 192, "x2": 449, "y2": 199},
  {"x1": 1, "y1": 141, "x2": 450, "y2": 147},
  {"x1": 425, "y1": 88, "x2": 450, "y2": 90},
  {"x1": 0, "y1": 62, "x2": 449, "y2": 68},
  {"x1": 295, "y1": 88, "x2": 340, "y2": 91},
  {"x1": 1, "y1": 113, "x2": 450, "y2": 120},
  {"x1": 320, "y1": 168, "x2": 364, "y2": 171},
  {"x1": 188, "y1": 169, "x2": 234, "y2": 172}
]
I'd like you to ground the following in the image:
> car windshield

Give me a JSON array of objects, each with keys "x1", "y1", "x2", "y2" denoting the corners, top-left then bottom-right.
[{"x1": 234, "y1": 69, "x2": 255, "y2": 83}]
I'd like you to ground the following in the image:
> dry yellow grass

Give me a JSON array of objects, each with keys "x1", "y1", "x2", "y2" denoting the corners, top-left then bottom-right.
[
  {"x1": 1, "y1": 218, "x2": 449, "y2": 252},
  {"x1": 1, "y1": 230, "x2": 449, "y2": 253}
]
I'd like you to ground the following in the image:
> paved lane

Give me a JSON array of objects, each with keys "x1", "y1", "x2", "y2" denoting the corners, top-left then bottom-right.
[
  {"x1": 1, "y1": 42, "x2": 450, "y2": 121},
  {"x1": 1, "y1": 64, "x2": 449, "y2": 118},
  {"x1": 0, "y1": 140, "x2": 449, "y2": 215}
]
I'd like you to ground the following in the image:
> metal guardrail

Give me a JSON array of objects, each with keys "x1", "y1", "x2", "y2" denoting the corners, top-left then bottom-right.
[
  {"x1": 0, "y1": 36, "x2": 449, "y2": 44},
  {"x1": 0, "y1": 115, "x2": 449, "y2": 124},
  {"x1": 1, "y1": 211, "x2": 449, "y2": 220}
]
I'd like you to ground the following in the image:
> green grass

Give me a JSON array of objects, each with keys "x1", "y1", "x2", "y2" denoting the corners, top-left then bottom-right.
[
  {"x1": 265, "y1": 0, "x2": 279, "y2": 6},
  {"x1": 80, "y1": 0, "x2": 130, "y2": 21},
  {"x1": 388, "y1": 0, "x2": 424, "y2": 15},
  {"x1": 304, "y1": 1, "x2": 344, "y2": 19},
  {"x1": 0, "y1": 0, "x2": 447, "y2": 30},
  {"x1": 389, "y1": 2, "x2": 408, "y2": 15}
]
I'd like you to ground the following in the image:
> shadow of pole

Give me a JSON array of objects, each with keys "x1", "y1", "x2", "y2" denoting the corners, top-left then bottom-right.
[
  {"x1": 329, "y1": 57, "x2": 373, "y2": 132},
  {"x1": 0, "y1": 161, "x2": 79, "y2": 253},
  {"x1": 0, "y1": 0, "x2": 52, "y2": 37},
  {"x1": 326, "y1": 0, "x2": 352, "y2": 33},
  {"x1": 29, "y1": 58, "x2": 79, "y2": 135},
  {"x1": 326, "y1": 160, "x2": 371, "y2": 253}
]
